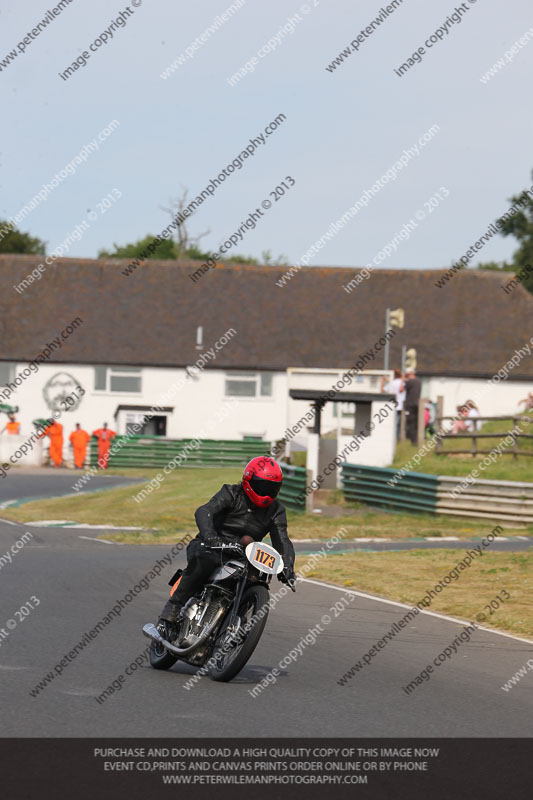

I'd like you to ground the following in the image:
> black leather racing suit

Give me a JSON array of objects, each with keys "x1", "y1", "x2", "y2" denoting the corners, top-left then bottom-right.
[{"x1": 160, "y1": 483, "x2": 295, "y2": 619}]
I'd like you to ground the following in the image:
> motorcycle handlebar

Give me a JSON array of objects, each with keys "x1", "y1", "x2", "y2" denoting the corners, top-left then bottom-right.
[{"x1": 207, "y1": 542, "x2": 244, "y2": 551}]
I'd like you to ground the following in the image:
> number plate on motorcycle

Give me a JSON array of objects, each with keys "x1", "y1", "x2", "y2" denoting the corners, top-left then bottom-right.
[{"x1": 245, "y1": 541, "x2": 284, "y2": 575}]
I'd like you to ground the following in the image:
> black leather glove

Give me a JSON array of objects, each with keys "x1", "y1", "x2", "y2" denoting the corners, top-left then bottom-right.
[
  {"x1": 201, "y1": 533, "x2": 223, "y2": 549},
  {"x1": 278, "y1": 567, "x2": 296, "y2": 591}
]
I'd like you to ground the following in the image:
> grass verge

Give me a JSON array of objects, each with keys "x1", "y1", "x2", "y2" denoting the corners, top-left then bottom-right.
[
  {"x1": 295, "y1": 550, "x2": 533, "y2": 637},
  {"x1": 0, "y1": 468, "x2": 242, "y2": 539},
  {"x1": 1, "y1": 467, "x2": 531, "y2": 542}
]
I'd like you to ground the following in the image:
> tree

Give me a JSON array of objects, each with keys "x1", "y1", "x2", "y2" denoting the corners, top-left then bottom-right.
[
  {"x1": 477, "y1": 170, "x2": 533, "y2": 294},
  {"x1": 98, "y1": 234, "x2": 177, "y2": 260},
  {"x1": 99, "y1": 186, "x2": 289, "y2": 266},
  {"x1": 226, "y1": 253, "x2": 260, "y2": 265},
  {"x1": 260, "y1": 249, "x2": 289, "y2": 266},
  {"x1": 162, "y1": 188, "x2": 288, "y2": 265},
  {"x1": 182, "y1": 244, "x2": 214, "y2": 261},
  {"x1": 225, "y1": 250, "x2": 289, "y2": 266},
  {"x1": 161, "y1": 186, "x2": 211, "y2": 259},
  {"x1": 0, "y1": 220, "x2": 46, "y2": 254}
]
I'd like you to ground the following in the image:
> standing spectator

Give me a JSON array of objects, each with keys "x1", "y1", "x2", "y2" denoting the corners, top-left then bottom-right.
[
  {"x1": 69, "y1": 423, "x2": 90, "y2": 469},
  {"x1": 451, "y1": 404, "x2": 468, "y2": 434},
  {"x1": 464, "y1": 400, "x2": 481, "y2": 432},
  {"x1": 381, "y1": 369, "x2": 405, "y2": 439},
  {"x1": 93, "y1": 422, "x2": 116, "y2": 469},
  {"x1": 404, "y1": 370, "x2": 421, "y2": 444},
  {"x1": 39, "y1": 420, "x2": 64, "y2": 467},
  {"x1": 0, "y1": 413, "x2": 20, "y2": 435},
  {"x1": 425, "y1": 400, "x2": 437, "y2": 437},
  {"x1": 518, "y1": 391, "x2": 533, "y2": 411}
]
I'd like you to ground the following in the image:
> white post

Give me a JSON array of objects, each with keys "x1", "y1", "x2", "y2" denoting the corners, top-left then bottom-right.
[{"x1": 307, "y1": 432, "x2": 320, "y2": 486}]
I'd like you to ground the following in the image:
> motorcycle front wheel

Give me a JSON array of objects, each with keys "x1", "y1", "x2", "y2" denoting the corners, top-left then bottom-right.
[
  {"x1": 149, "y1": 621, "x2": 179, "y2": 670},
  {"x1": 208, "y1": 584, "x2": 269, "y2": 682}
]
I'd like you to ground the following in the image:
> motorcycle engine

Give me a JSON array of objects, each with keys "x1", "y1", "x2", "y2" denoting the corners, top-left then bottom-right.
[{"x1": 179, "y1": 595, "x2": 223, "y2": 647}]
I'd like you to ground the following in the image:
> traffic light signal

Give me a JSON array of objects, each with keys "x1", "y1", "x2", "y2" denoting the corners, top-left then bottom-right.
[
  {"x1": 405, "y1": 348, "x2": 417, "y2": 370},
  {"x1": 389, "y1": 308, "x2": 404, "y2": 328}
]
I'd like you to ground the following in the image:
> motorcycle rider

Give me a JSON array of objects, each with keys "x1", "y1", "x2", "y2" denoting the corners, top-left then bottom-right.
[{"x1": 157, "y1": 456, "x2": 296, "y2": 636}]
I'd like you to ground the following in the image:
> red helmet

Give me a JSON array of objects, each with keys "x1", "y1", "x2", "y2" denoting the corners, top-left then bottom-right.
[{"x1": 242, "y1": 456, "x2": 283, "y2": 507}]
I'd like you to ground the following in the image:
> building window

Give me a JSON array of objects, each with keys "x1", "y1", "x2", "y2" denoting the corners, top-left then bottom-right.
[
  {"x1": 333, "y1": 402, "x2": 355, "y2": 418},
  {"x1": 94, "y1": 366, "x2": 107, "y2": 391},
  {"x1": 0, "y1": 363, "x2": 16, "y2": 386},
  {"x1": 224, "y1": 372, "x2": 273, "y2": 398},
  {"x1": 94, "y1": 366, "x2": 142, "y2": 393},
  {"x1": 260, "y1": 373, "x2": 272, "y2": 396}
]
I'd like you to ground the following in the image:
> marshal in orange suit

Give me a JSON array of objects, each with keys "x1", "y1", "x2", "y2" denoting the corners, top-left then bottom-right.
[
  {"x1": 93, "y1": 422, "x2": 116, "y2": 469},
  {"x1": 69, "y1": 423, "x2": 90, "y2": 469},
  {"x1": 39, "y1": 420, "x2": 64, "y2": 467},
  {"x1": 1, "y1": 413, "x2": 20, "y2": 435}
]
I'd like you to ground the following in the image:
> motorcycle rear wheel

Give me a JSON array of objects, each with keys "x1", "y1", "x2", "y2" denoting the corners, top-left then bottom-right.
[{"x1": 208, "y1": 584, "x2": 269, "y2": 682}]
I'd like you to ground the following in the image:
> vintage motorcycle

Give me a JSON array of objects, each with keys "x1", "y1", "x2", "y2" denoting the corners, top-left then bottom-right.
[{"x1": 142, "y1": 538, "x2": 295, "y2": 682}]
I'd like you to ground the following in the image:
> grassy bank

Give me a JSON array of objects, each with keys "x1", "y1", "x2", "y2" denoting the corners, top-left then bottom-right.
[
  {"x1": 293, "y1": 412, "x2": 533, "y2": 481},
  {"x1": 295, "y1": 550, "x2": 533, "y2": 637},
  {"x1": 391, "y1": 412, "x2": 533, "y2": 481},
  {"x1": 1, "y1": 466, "x2": 528, "y2": 541}
]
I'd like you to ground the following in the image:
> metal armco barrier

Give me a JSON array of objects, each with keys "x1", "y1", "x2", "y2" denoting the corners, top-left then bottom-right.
[
  {"x1": 89, "y1": 437, "x2": 271, "y2": 469},
  {"x1": 341, "y1": 463, "x2": 533, "y2": 526},
  {"x1": 341, "y1": 463, "x2": 439, "y2": 514},
  {"x1": 437, "y1": 476, "x2": 533, "y2": 525},
  {"x1": 278, "y1": 462, "x2": 308, "y2": 512}
]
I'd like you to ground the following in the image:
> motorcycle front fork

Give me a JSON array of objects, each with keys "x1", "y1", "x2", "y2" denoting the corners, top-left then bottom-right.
[{"x1": 225, "y1": 572, "x2": 248, "y2": 632}]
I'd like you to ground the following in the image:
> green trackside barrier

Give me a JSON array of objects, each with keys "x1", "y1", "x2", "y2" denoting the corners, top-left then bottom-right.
[
  {"x1": 341, "y1": 463, "x2": 439, "y2": 514},
  {"x1": 278, "y1": 462, "x2": 307, "y2": 512},
  {"x1": 88, "y1": 437, "x2": 271, "y2": 469},
  {"x1": 341, "y1": 463, "x2": 533, "y2": 524}
]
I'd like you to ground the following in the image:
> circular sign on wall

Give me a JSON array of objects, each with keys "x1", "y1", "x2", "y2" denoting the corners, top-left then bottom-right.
[{"x1": 42, "y1": 372, "x2": 84, "y2": 412}]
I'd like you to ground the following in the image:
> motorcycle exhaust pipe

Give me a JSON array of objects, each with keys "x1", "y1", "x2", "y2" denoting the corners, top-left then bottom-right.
[{"x1": 143, "y1": 606, "x2": 226, "y2": 656}]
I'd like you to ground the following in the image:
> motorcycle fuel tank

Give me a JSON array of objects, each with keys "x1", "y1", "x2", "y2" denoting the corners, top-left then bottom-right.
[{"x1": 209, "y1": 559, "x2": 246, "y2": 584}]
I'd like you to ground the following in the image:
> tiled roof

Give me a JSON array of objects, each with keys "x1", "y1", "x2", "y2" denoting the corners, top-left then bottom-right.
[{"x1": 1, "y1": 255, "x2": 532, "y2": 379}]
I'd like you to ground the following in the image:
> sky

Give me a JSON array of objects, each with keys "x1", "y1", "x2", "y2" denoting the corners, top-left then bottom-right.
[{"x1": 1, "y1": 0, "x2": 533, "y2": 271}]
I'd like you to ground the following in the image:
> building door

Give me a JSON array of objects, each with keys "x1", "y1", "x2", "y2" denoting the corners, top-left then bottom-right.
[
  {"x1": 137, "y1": 415, "x2": 167, "y2": 436},
  {"x1": 123, "y1": 412, "x2": 167, "y2": 436}
]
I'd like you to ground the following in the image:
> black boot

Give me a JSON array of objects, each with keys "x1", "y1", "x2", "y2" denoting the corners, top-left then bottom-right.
[
  {"x1": 159, "y1": 597, "x2": 184, "y2": 623},
  {"x1": 157, "y1": 597, "x2": 184, "y2": 641}
]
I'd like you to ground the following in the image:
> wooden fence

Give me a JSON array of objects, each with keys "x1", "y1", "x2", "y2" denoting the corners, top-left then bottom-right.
[{"x1": 434, "y1": 416, "x2": 533, "y2": 458}]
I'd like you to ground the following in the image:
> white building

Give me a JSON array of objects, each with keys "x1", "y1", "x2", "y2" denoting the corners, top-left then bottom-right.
[{"x1": 1, "y1": 255, "x2": 532, "y2": 475}]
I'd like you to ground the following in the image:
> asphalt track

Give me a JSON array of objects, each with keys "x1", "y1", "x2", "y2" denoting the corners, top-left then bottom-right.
[
  {"x1": 0, "y1": 473, "x2": 531, "y2": 737},
  {"x1": 0, "y1": 469, "x2": 143, "y2": 507}
]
